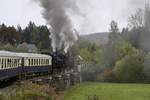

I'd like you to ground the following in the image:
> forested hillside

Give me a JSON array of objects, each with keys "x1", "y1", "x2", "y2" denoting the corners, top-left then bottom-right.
[{"x1": 80, "y1": 32, "x2": 109, "y2": 45}]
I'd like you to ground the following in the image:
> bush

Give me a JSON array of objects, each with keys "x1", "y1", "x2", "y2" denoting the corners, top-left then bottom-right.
[
  {"x1": 102, "y1": 68, "x2": 116, "y2": 82},
  {"x1": 143, "y1": 52, "x2": 150, "y2": 82},
  {"x1": 113, "y1": 52, "x2": 145, "y2": 83}
]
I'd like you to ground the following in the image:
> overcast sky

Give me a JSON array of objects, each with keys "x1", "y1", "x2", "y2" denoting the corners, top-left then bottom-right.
[{"x1": 0, "y1": 0, "x2": 146, "y2": 34}]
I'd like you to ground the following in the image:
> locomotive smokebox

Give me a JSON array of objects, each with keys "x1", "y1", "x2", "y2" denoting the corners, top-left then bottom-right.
[{"x1": 51, "y1": 52, "x2": 67, "y2": 69}]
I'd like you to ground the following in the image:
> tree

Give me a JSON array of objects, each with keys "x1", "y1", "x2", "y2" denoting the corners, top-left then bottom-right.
[
  {"x1": 128, "y1": 8, "x2": 144, "y2": 29},
  {"x1": 38, "y1": 25, "x2": 51, "y2": 51},
  {"x1": 0, "y1": 25, "x2": 21, "y2": 45},
  {"x1": 144, "y1": 4, "x2": 150, "y2": 30},
  {"x1": 143, "y1": 52, "x2": 150, "y2": 82},
  {"x1": 109, "y1": 20, "x2": 119, "y2": 33},
  {"x1": 103, "y1": 20, "x2": 122, "y2": 68},
  {"x1": 114, "y1": 52, "x2": 144, "y2": 83}
]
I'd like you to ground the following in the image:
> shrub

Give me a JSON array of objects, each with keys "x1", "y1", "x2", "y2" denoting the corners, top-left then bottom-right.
[{"x1": 113, "y1": 52, "x2": 145, "y2": 83}]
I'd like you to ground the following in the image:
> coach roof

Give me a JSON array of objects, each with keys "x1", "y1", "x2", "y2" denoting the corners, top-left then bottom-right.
[{"x1": 0, "y1": 51, "x2": 51, "y2": 58}]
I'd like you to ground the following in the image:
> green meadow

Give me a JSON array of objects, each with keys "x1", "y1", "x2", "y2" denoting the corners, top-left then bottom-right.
[{"x1": 64, "y1": 83, "x2": 150, "y2": 100}]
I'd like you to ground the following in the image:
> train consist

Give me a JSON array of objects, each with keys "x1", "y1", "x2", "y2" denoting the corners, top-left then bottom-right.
[
  {"x1": 0, "y1": 51, "x2": 52, "y2": 80},
  {"x1": 0, "y1": 50, "x2": 82, "y2": 84}
]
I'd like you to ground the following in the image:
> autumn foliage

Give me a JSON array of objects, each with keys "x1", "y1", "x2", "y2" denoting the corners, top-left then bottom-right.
[{"x1": 0, "y1": 24, "x2": 21, "y2": 45}]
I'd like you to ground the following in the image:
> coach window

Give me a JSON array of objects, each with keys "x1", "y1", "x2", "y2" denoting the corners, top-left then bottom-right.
[
  {"x1": 9, "y1": 58, "x2": 12, "y2": 68},
  {"x1": 2, "y1": 58, "x2": 4, "y2": 69},
  {"x1": 3, "y1": 58, "x2": 5, "y2": 69},
  {"x1": 7, "y1": 59, "x2": 10, "y2": 68},
  {"x1": 11, "y1": 58, "x2": 13, "y2": 68},
  {"x1": 0, "y1": 58, "x2": 1, "y2": 69},
  {"x1": 3, "y1": 58, "x2": 4, "y2": 69},
  {"x1": 4, "y1": 58, "x2": 5, "y2": 69},
  {"x1": 36, "y1": 59, "x2": 38, "y2": 66},
  {"x1": 39, "y1": 59, "x2": 41, "y2": 65},
  {"x1": 30, "y1": 59, "x2": 32, "y2": 66},
  {"x1": 47, "y1": 59, "x2": 49, "y2": 65},
  {"x1": 34, "y1": 59, "x2": 35, "y2": 66},
  {"x1": 33, "y1": 59, "x2": 34, "y2": 66},
  {"x1": 35, "y1": 59, "x2": 37, "y2": 66},
  {"x1": 37, "y1": 59, "x2": 38, "y2": 66},
  {"x1": 7, "y1": 58, "x2": 8, "y2": 68},
  {"x1": 31, "y1": 59, "x2": 33, "y2": 66},
  {"x1": 36, "y1": 59, "x2": 37, "y2": 66},
  {"x1": 44, "y1": 59, "x2": 46, "y2": 65},
  {"x1": 4, "y1": 58, "x2": 6, "y2": 69},
  {"x1": 12, "y1": 59, "x2": 14, "y2": 68},
  {"x1": 43, "y1": 59, "x2": 44, "y2": 65},
  {"x1": 11, "y1": 59, "x2": 14, "y2": 68},
  {"x1": 47, "y1": 59, "x2": 48, "y2": 65},
  {"x1": 43, "y1": 59, "x2": 45, "y2": 65},
  {"x1": 0, "y1": 58, "x2": 1, "y2": 68},
  {"x1": 28, "y1": 59, "x2": 31, "y2": 66},
  {"x1": 1, "y1": 58, "x2": 2, "y2": 68},
  {"x1": 9, "y1": 58, "x2": 11, "y2": 68},
  {"x1": 46, "y1": 59, "x2": 48, "y2": 65},
  {"x1": 16, "y1": 59, "x2": 18, "y2": 67},
  {"x1": 34, "y1": 59, "x2": 36, "y2": 66},
  {"x1": 37, "y1": 59, "x2": 38, "y2": 65},
  {"x1": 45, "y1": 59, "x2": 47, "y2": 65},
  {"x1": 35, "y1": 59, "x2": 36, "y2": 66},
  {"x1": 42, "y1": 59, "x2": 44, "y2": 65},
  {"x1": 14, "y1": 59, "x2": 16, "y2": 67},
  {"x1": 38, "y1": 59, "x2": 40, "y2": 65},
  {"x1": 29, "y1": 59, "x2": 30, "y2": 66},
  {"x1": 41, "y1": 59, "x2": 42, "y2": 65},
  {"x1": 10, "y1": 58, "x2": 12, "y2": 68},
  {"x1": 36, "y1": 59, "x2": 38, "y2": 65},
  {"x1": 40, "y1": 59, "x2": 41, "y2": 65},
  {"x1": 12, "y1": 58, "x2": 14, "y2": 68}
]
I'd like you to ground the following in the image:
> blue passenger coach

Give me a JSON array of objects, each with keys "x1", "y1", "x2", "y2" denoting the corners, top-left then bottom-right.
[{"x1": 0, "y1": 51, "x2": 52, "y2": 80}]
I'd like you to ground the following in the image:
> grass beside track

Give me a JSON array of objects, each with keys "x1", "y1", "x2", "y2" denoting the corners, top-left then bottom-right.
[{"x1": 64, "y1": 82, "x2": 150, "y2": 100}]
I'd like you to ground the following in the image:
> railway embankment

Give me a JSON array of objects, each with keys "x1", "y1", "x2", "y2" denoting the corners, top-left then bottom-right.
[{"x1": 0, "y1": 80, "x2": 64, "y2": 100}]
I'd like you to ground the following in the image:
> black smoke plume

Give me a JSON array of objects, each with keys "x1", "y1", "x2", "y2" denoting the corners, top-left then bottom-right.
[{"x1": 34, "y1": 0, "x2": 79, "y2": 52}]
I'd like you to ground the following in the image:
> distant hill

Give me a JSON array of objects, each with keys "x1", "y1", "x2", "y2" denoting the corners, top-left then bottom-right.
[{"x1": 80, "y1": 32, "x2": 109, "y2": 45}]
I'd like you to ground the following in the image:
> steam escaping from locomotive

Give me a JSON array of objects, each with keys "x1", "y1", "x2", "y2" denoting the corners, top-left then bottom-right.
[{"x1": 34, "y1": 0, "x2": 79, "y2": 53}]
